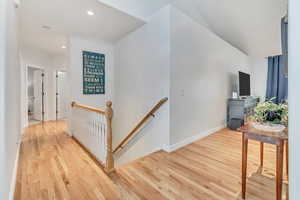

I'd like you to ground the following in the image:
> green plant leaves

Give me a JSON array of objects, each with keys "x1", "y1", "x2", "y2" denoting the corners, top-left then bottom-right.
[{"x1": 251, "y1": 98, "x2": 288, "y2": 125}]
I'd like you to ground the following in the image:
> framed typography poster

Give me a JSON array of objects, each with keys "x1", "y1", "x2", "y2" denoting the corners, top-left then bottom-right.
[{"x1": 82, "y1": 51, "x2": 105, "y2": 95}]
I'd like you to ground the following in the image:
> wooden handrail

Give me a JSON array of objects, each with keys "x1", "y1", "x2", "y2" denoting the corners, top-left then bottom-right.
[
  {"x1": 71, "y1": 101, "x2": 105, "y2": 115},
  {"x1": 113, "y1": 97, "x2": 168, "y2": 154},
  {"x1": 71, "y1": 100, "x2": 115, "y2": 175}
]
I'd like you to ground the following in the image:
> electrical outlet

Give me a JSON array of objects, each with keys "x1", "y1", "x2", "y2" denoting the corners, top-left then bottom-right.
[{"x1": 180, "y1": 89, "x2": 185, "y2": 97}]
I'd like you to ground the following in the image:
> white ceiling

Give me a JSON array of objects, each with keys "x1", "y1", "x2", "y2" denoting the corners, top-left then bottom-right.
[
  {"x1": 19, "y1": 0, "x2": 145, "y2": 55},
  {"x1": 98, "y1": 0, "x2": 173, "y2": 20},
  {"x1": 20, "y1": 0, "x2": 287, "y2": 57},
  {"x1": 172, "y1": 0, "x2": 288, "y2": 57},
  {"x1": 98, "y1": 0, "x2": 287, "y2": 57}
]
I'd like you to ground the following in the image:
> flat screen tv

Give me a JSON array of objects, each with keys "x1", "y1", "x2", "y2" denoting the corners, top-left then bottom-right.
[{"x1": 239, "y1": 71, "x2": 250, "y2": 96}]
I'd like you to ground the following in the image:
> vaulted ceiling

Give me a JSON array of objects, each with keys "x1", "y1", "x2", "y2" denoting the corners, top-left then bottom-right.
[
  {"x1": 96, "y1": 0, "x2": 173, "y2": 20},
  {"x1": 172, "y1": 0, "x2": 287, "y2": 57},
  {"x1": 99, "y1": 0, "x2": 288, "y2": 57},
  {"x1": 20, "y1": 0, "x2": 287, "y2": 57}
]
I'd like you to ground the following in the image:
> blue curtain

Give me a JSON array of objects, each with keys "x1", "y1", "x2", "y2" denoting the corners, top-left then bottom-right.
[
  {"x1": 265, "y1": 17, "x2": 288, "y2": 104},
  {"x1": 266, "y1": 56, "x2": 288, "y2": 103},
  {"x1": 281, "y1": 17, "x2": 288, "y2": 76}
]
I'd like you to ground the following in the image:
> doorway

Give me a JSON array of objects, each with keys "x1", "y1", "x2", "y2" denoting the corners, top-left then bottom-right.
[
  {"x1": 27, "y1": 67, "x2": 45, "y2": 125},
  {"x1": 56, "y1": 70, "x2": 68, "y2": 120}
]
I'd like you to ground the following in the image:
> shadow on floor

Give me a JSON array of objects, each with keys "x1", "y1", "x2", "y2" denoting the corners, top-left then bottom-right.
[{"x1": 236, "y1": 170, "x2": 288, "y2": 200}]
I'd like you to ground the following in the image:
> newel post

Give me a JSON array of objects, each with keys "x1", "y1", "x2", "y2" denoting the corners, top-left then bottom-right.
[{"x1": 105, "y1": 101, "x2": 115, "y2": 174}]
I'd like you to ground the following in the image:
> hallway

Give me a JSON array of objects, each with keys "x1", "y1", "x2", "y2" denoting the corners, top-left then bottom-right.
[
  {"x1": 14, "y1": 121, "x2": 119, "y2": 200},
  {"x1": 14, "y1": 121, "x2": 288, "y2": 200}
]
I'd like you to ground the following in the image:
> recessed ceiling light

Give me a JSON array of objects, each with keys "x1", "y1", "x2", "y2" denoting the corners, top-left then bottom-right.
[
  {"x1": 87, "y1": 10, "x2": 95, "y2": 16},
  {"x1": 61, "y1": 45, "x2": 67, "y2": 49}
]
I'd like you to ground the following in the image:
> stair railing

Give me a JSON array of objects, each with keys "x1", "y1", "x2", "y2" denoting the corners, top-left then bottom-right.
[
  {"x1": 70, "y1": 97, "x2": 168, "y2": 175},
  {"x1": 113, "y1": 97, "x2": 168, "y2": 154},
  {"x1": 70, "y1": 101, "x2": 114, "y2": 174}
]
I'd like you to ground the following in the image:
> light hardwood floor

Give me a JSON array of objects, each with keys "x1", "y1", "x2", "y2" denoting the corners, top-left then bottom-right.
[{"x1": 14, "y1": 120, "x2": 288, "y2": 200}]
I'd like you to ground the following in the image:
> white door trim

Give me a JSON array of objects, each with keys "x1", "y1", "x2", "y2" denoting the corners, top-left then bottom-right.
[{"x1": 23, "y1": 65, "x2": 44, "y2": 128}]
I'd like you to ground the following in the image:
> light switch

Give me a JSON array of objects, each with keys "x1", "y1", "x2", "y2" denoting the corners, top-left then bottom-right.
[{"x1": 14, "y1": 0, "x2": 21, "y2": 8}]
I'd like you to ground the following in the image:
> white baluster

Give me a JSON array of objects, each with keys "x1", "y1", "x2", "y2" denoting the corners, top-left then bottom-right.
[{"x1": 71, "y1": 105, "x2": 109, "y2": 165}]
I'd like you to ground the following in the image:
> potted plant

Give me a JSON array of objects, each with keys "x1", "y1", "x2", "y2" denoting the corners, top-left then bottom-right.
[{"x1": 251, "y1": 98, "x2": 288, "y2": 132}]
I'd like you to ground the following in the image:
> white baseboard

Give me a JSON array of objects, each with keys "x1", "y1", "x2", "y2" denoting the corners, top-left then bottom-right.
[
  {"x1": 116, "y1": 145, "x2": 163, "y2": 167},
  {"x1": 163, "y1": 124, "x2": 226, "y2": 152},
  {"x1": 9, "y1": 142, "x2": 21, "y2": 200}
]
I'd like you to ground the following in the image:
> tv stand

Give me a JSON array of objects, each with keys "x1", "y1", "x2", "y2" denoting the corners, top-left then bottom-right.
[{"x1": 227, "y1": 97, "x2": 260, "y2": 130}]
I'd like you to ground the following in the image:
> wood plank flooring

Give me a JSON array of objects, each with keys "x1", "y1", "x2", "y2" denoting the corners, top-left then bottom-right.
[{"x1": 14, "y1": 120, "x2": 288, "y2": 200}]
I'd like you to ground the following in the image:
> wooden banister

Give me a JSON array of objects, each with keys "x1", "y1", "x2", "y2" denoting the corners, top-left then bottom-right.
[
  {"x1": 113, "y1": 97, "x2": 168, "y2": 154},
  {"x1": 71, "y1": 101, "x2": 115, "y2": 175},
  {"x1": 71, "y1": 101, "x2": 105, "y2": 115},
  {"x1": 105, "y1": 101, "x2": 115, "y2": 174}
]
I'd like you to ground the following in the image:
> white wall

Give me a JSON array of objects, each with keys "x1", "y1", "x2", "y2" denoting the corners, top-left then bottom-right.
[
  {"x1": 1, "y1": 0, "x2": 21, "y2": 199},
  {"x1": 113, "y1": 5, "x2": 260, "y2": 162},
  {"x1": 172, "y1": 0, "x2": 211, "y2": 30},
  {"x1": 289, "y1": 0, "x2": 300, "y2": 198},
  {"x1": 250, "y1": 58, "x2": 268, "y2": 101},
  {"x1": 69, "y1": 36, "x2": 114, "y2": 109},
  {"x1": 169, "y1": 7, "x2": 251, "y2": 146},
  {"x1": 0, "y1": 0, "x2": 7, "y2": 198},
  {"x1": 20, "y1": 47, "x2": 67, "y2": 127},
  {"x1": 114, "y1": 6, "x2": 170, "y2": 165}
]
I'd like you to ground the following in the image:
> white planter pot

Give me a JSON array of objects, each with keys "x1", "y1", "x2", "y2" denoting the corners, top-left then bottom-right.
[{"x1": 253, "y1": 123, "x2": 286, "y2": 132}]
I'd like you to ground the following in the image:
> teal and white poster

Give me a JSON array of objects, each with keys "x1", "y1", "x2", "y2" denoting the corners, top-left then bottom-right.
[{"x1": 82, "y1": 51, "x2": 105, "y2": 95}]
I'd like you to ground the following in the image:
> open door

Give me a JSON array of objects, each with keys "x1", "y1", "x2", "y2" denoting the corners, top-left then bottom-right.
[
  {"x1": 56, "y1": 71, "x2": 68, "y2": 120},
  {"x1": 33, "y1": 70, "x2": 45, "y2": 121}
]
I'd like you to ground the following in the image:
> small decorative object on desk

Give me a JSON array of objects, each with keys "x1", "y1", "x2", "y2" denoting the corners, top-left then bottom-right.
[
  {"x1": 232, "y1": 91, "x2": 238, "y2": 99},
  {"x1": 251, "y1": 98, "x2": 288, "y2": 132}
]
